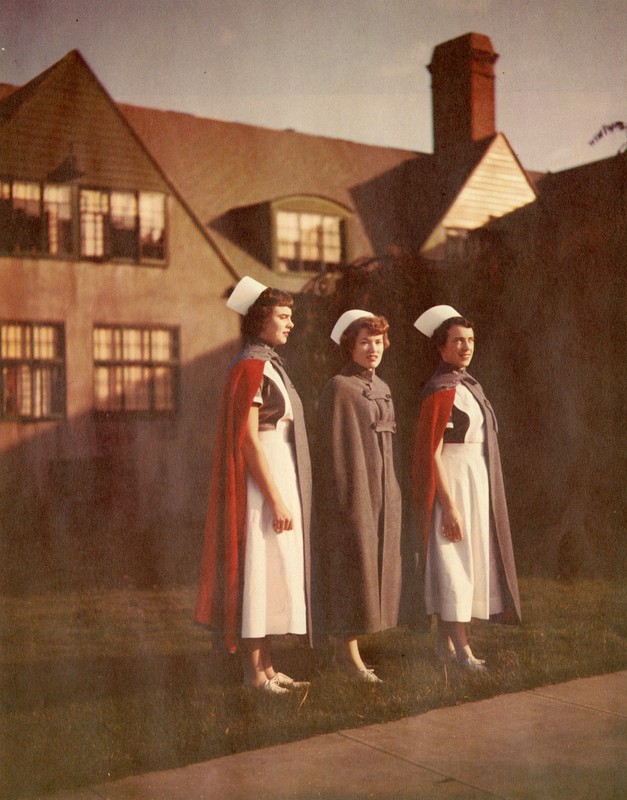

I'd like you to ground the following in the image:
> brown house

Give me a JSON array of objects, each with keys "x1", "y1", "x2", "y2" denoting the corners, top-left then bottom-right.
[{"x1": 1, "y1": 32, "x2": 595, "y2": 587}]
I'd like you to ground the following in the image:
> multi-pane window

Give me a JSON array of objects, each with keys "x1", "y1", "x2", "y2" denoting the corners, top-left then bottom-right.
[
  {"x1": 0, "y1": 179, "x2": 166, "y2": 264},
  {"x1": 93, "y1": 325, "x2": 178, "y2": 413},
  {"x1": 80, "y1": 189, "x2": 109, "y2": 258},
  {"x1": 110, "y1": 192, "x2": 139, "y2": 260},
  {"x1": 0, "y1": 181, "x2": 43, "y2": 254},
  {"x1": 276, "y1": 210, "x2": 342, "y2": 273},
  {"x1": 0, "y1": 322, "x2": 66, "y2": 420},
  {"x1": 80, "y1": 189, "x2": 165, "y2": 262},
  {"x1": 0, "y1": 181, "x2": 72, "y2": 256},
  {"x1": 139, "y1": 193, "x2": 166, "y2": 260},
  {"x1": 43, "y1": 185, "x2": 73, "y2": 255}
]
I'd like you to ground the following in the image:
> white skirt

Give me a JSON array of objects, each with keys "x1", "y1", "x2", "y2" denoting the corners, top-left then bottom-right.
[
  {"x1": 241, "y1": 424, "x2": 307, "y2": 638},
  {"x1": 425, "y1": 443, "x2": 504, "y2": 622}
]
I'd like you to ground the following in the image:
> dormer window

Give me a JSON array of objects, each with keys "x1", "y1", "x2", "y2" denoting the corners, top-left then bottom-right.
[
  {"x1": 272, "y1": 198, "x2": 348, "y2": 273},
  {"x1": 276, "y1": 211, "x2": 342, "y2": 273}
]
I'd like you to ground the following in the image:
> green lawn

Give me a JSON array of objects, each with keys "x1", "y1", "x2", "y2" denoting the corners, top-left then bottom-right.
[{"x1": 1, "y1": 577, "x2": 626, "y2": 799}]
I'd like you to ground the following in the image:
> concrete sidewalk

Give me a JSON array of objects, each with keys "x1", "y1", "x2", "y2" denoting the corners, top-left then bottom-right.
[{"x1": 39, "y1": 671, "x2": 626, "y2": 800}]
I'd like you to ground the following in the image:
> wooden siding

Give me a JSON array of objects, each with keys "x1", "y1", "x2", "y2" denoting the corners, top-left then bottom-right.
[{"x1": 421, "y1": 134, "x2": 536, "y2": 258}]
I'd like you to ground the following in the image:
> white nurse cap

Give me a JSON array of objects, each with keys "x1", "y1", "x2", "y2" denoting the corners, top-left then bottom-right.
[
  {"x1": 413, "y1": 305, "x2": 462, "y2": 338},
  {"x1": 330, "y1": 309, "x2": 376, "y2": 344},
  {"x1": 226, "y1": 276, "x2": 268, "y2": 315}
]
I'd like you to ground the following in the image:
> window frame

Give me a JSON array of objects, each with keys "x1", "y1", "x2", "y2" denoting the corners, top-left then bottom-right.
[
  {"x1": 79, "y1": 186, "x2": 167, "y2": 265},
  {"x1": 271, "y1": 197, "x2": 349, "y2": 274},
  {"x1": 0, "y1": 180, "x2": 46, "y2": 255},
  {"x1": 0, "y1": 177, "x2": 167, "y2": 266},
  {"x1": 92, "y1": 324, "x2": 180, "y2": 417},
  {"x1": 0, "y1": 320, "x2": 66, "y2": 422}
]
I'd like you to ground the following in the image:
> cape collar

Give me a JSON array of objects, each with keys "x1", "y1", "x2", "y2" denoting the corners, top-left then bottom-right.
[
  {"x1": 422, "y1": 359, "x2": 478, "y2": 398},
  {"x1": 240, "y1": 338, "x2": 285, "y2": 368},
  {"x1": 341, "y1": 360, "x2": 375, "y2": 383}
]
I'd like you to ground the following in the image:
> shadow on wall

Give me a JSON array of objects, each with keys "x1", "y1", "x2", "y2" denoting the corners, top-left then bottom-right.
[
  {"x1": 290, "y1": 214, "x2": 625, "y2": 583},
  {"x1": 2, "y1": 203, "x2": 625, "y2": 597},
  {"x1": 0, "y1": 340, "x2": 239, "y2": 595}
]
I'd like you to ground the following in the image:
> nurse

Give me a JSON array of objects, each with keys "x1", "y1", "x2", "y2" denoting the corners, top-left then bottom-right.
[
  {"x1": 195, "y1": 277, "x2": 312, "y2": 693},
  {"x1": 412, "y1": 306, "x2": 521, "y2": 669},
  {"x1": 316, "y1": 310, "x2": 402, "y2": 683}
]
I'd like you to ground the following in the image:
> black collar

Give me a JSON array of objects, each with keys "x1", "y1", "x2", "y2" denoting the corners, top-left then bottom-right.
[{"x1": 342, "y1": 360, "x2": 375, "y2": 383}]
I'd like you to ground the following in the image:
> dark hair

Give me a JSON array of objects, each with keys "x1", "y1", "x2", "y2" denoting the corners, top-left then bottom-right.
[
  {"x1": 339, "y1": 315, "x2": 390, "y2": 359},
  {"x1": 431, "y1": 316, "x2": 474, "y2": 349},
  {"x1": 240, "y1": 287, "x2": 294, "y2": 340}
]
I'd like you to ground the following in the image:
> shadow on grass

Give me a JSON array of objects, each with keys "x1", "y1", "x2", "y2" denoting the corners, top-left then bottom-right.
[
  {"x1": 0, "y1": 641, "x2": 334, "y2": 799},
  {"x1": 0, "y1": 648, "x2": 242, "y2": 715},
  {"x1": 1, "y1": 579, "x2": 626, "y2": 799}
]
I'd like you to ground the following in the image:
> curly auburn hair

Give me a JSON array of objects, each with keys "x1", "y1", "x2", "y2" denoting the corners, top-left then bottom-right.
[
  {"x1": 339, "y1": 315, "x2": 390, "y2": 359},
  {"x1": 240, "y1": 287, "x2": 294, "y2": 340}
]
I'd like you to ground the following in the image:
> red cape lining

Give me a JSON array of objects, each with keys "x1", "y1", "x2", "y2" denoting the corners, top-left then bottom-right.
[{"x1": 194, "y1": 358, "x2": 265, "y2": 652}]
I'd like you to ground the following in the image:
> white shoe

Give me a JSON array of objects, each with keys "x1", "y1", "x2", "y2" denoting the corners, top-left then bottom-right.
[
  {"x1": 457, "y1": 653, "x2": 487, "y2": 671},
  {"x1": 244, "y1": 676, "x2": 289, "y2": 695},
  {"x1": 262, "y1": 676, "x2": 290, "y2": 694},
  {"x1": 357, "y1": 668, "x2": 383, "y2": 684},
  {"x1": 272, "y1": 672, "x2": 310, "y2": 689},
  {"x1": 335, "y1": 659, "x2": 383, "y2": 684}
]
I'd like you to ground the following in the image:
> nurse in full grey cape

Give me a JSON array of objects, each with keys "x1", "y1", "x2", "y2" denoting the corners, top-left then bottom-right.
[{"x1": 315, "y1": 310, "x2": 402, "y2": 684}]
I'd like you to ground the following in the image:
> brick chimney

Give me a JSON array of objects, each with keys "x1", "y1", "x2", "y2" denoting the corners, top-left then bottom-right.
[{"x1": 428, "y1": 33, "x2": 499, "y2": 154}]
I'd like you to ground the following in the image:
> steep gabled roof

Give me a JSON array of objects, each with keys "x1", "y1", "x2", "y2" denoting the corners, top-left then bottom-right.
[
  {"x1": 421, "y1": 133, "x2": 537, "y2": 258},
  {"x1": 0, "y1": 52, "x2": 242, "y2": 279},
  {"x1": 0, "y1": 83, "x2": 18, "y2": 102},
  {"x1": 119, "y1": 103, "x2": 423, "y2": 226},
  {"x1": 120, "y1": 104, "x2": 443, "y2": 279},
  {"x1": 121, "y1": 105, "x2": 543, "y2": 270},
  {"x1": 0, "y1": 50, "x2": 167, "y2": 192},
  {"x1": 1, "y1": 49, "x2": 546, "y2": 283}
]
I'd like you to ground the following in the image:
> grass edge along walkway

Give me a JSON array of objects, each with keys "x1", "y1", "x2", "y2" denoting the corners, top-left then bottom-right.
[{"x1": 1, "y1": 576, "x2": 626, "y2": 799}]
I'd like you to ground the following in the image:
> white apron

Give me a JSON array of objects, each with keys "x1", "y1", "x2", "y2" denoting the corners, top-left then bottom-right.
[
  {"x1": 425, "y1": 384, "x2": 504, "y2": 622},
  {"x1": 241, "y1": 362, "x2": 307, "y2": 638}
]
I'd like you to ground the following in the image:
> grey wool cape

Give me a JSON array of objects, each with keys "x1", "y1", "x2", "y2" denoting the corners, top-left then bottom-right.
[{"x1": 315, "y1": 361, "x2": 402, "y2": 636}]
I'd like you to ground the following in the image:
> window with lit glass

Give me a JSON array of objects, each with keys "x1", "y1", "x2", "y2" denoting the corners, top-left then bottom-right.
[
  {"x1": 276, "y1": 210, "x2": 343, "y2": 273},
  {"x1": 44, "y1": 185, "x2": 73, "y2": 256},
  {"x1": 0, "y1": 322, "x2": 66, "y2": 421},
  {"x1": 0, "y1": 181, "x2": 42, "y2": 254},
  {"x1": 80, "y1": 189, "x2": 166, "y2": 263},
  {"x1": 0, "y1": 179, "x2": 165, "y2": 264},
  {"x1": 93, "y1": 325, "x2": 179, "y2": 413},
  {"x1": 0, "y1": 180, "x2": 73, "y2": 257}
]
